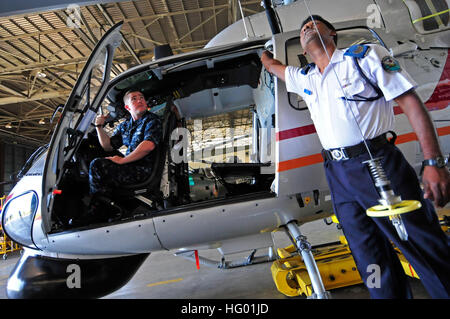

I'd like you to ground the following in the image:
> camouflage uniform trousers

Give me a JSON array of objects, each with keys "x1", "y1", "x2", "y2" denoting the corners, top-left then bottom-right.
[{"x1": 89, "y1": 157, "x2": 152, "y2": 196}]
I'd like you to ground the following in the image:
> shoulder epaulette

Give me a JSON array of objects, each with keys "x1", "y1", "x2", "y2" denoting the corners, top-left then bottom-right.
[
  {"x1": 344, "y1": 44, "x2": 370, "y2": 58},
  {"x1": 343, "y1": 45, "x2": 384, "y2": 102},
  {"x1": 301, "y1": 63, "x2": 316, "y2": 75}
]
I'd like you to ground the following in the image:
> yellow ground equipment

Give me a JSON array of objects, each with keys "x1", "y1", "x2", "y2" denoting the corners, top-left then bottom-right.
[
  {"x1": 271, "y1": 214, "x2": 449, "y2": 297},
  {"x1": 0, "y1": 195, "x2": 21, "y2": 260},
  {"x1": 271, "y1": 236, "x2": 362, "y2": 297}
]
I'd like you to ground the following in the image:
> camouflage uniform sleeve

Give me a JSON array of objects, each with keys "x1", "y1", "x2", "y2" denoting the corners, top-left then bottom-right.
[
  {"x1": 143, "y1": 115, "x2": 162, "y2": 147},
  {"x1": 109, "y1": 123, "x2": 124, "y2": 150}
]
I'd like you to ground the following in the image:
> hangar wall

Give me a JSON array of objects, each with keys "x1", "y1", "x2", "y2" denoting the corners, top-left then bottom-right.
[{"x1": 0, "y1": 140, "x2": 36, "y2": 195}]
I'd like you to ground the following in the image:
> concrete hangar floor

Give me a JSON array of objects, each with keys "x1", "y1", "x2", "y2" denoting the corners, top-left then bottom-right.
[{"x1": 0, "y1": 216, "x2": 434, "y2": 300}]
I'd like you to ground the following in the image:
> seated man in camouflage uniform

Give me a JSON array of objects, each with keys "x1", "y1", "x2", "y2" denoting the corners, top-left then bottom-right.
[
  {"x1": 69, "y1": 89, "x2": 162, "y2": 226},
  {"x1": 90, "y1": 89, "x2": 162, "y2": 198}
]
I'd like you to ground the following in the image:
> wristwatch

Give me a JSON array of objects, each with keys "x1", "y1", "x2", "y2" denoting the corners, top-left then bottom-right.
[{"x1": 422, "y1": 156, "x2": 448, "y2": 169}]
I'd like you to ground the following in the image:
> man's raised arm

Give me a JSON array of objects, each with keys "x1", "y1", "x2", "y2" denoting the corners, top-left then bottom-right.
[
  {"x1": 95, "y1": 115, "x2": 113, "y2": 152},
  {"x1": 261, "y1": 51, "x2": 287, "y2": 82}
]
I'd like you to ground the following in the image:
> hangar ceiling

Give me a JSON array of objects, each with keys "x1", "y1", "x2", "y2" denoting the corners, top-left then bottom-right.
[{"x1": 0, "y1": 0, "x2": 264, "y2": 146}]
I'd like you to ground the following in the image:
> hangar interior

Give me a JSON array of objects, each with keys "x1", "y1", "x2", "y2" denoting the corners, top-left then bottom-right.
[
  {"x1": 0, "y1": 0, "x2": 263, "y2": 187},
  {"x1": 0, "y1": 0, "x2": 448, "y2": 300}
]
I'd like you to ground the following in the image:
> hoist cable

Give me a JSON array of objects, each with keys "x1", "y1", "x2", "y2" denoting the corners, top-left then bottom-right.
[{"x1": 301, "y1": 0, "x2": 375, "y2": 160}]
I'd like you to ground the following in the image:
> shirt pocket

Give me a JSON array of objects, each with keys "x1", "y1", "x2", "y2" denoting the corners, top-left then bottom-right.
[
  {"x1": 334, "y1": 78, "x2": 365, "y2": 120},
  {"x1": 303, "y1": 93, "x2": 319, "y2": 121}
]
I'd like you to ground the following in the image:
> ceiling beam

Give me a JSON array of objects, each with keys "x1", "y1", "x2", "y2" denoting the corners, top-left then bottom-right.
[
  {"x1": 144, "y1": 0, "x2": 171, "y2": 46},
  {"x1": 160, "y1": 0, "x2": 180, "y2": 44},
  {"x1": 0, "y1": 90, "x2": 71, "y2": 105},
  {"x1": 124, "y1": 1, "x2": 260, "y2": 24},
  {"x1": 0, "y1": 83, "x2": 26, "y2": 97},
  {"x1": 0, "y1": 128, "x2": 46, "y2": 146},
  {"x1": 0, "y1": 38, "x2": 210, "y2": 74},
  {"x1": 128, "y1": 33, "x2": 163, "y2": 46},
  {"x1": 0, "y1": 113, "x2": 55, "y2": 124},
  {"x1": 97, "y1": 3, "x2": 141, "y2": 65},
  {"x1": 178, "y1": 8, "x2": 226, "y2": 42},
  {"x1": 0, "y1": 1, "x2": 262, "y2": 43},
  {"x1": 0, "y1": 0, "x2": 130, "y2": 17}
]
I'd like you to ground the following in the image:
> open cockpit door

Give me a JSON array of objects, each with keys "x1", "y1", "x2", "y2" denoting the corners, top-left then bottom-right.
[{"x1": 41, "y1": 22, "x2": 123, "y2": 234}]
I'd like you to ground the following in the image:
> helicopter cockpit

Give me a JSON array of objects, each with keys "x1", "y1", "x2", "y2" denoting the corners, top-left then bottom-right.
[{"x1": 49, "y1": 45, "x2": 276, "y2": 232}]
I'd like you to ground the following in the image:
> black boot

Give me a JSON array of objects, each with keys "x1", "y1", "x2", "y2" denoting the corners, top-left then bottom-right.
[
  {"x1": 68, "y1": 193, "x2": 124, "y2": 227},
  {"x1": 68, "y1": 194, "x2": 107, "y2": 227}
]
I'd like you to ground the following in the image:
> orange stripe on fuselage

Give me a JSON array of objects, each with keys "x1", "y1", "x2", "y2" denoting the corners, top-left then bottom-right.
[
  {"x1": 276, "y1": 126, "x2": 450, "y2": 172},
  {"x1": 395, "y1": 132, "x2": 417, "y2": 144},
  {"x1": 437, "y1": 126, "x2": 450, "y2": 136},
  {"x1": 277, "y1": 153, "x2": 323, "y2": 173}
]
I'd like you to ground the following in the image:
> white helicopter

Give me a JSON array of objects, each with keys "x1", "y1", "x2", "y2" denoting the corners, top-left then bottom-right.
[{"x1": 1, "y1": 0, "x2": 449, "y2": 299}]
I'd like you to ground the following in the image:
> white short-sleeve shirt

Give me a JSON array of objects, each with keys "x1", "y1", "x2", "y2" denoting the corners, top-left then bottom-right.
[{"x1": 284, "y1": 44, "x2": 417, "y2": 149}]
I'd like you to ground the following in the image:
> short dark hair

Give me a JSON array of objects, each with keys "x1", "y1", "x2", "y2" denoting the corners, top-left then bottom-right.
[
  {"x1": 123, "y1": 88, "x2": 143, "y2": 105},
  {"x1": 300, "y1": 15, "x2": 338, "y2": 45}
]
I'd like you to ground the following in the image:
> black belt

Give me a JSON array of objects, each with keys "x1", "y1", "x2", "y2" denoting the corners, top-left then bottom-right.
[{"x1": 322, "y1": 131, "x2": 397, "y2": 161}]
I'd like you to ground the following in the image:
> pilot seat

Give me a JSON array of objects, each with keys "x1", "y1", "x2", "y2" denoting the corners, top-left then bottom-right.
[{"x1": 104, "y1": 100, "x2": 179, "y2": 219}]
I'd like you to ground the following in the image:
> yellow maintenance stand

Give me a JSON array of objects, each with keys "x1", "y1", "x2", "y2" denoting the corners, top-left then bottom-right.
[
  {"x1": 271, "y1": 234, "x2": 361, "y2": 297},
  {"x1": 271, "y1": 214, "x2": 449, "y2": 297},
  {"x1": 0, "y1": 195, "x2": 21, "y2": 260}
]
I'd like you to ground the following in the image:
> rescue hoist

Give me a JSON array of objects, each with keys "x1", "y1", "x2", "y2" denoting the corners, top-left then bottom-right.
[{"x1": 364, "y1": 157, "x2": 421, "y2": 240}]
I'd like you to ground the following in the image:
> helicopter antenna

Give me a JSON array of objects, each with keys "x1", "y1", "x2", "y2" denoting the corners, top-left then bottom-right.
[{"x1": 238, "y1": 0, "x2": 250, "y2": 39}]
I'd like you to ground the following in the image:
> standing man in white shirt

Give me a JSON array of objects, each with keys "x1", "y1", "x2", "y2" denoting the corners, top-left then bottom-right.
[{"x1": 261, "y1": 15, "x2": 450, "y2": 298}]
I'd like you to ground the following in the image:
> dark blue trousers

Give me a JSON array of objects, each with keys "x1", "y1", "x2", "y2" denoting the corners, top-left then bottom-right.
[
  {"x1": 324, "y1": 142, "x2": 450, "y2": 298},
  {"x1": 89, "y1": 157, "x2": 152, "y2": 196}
]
